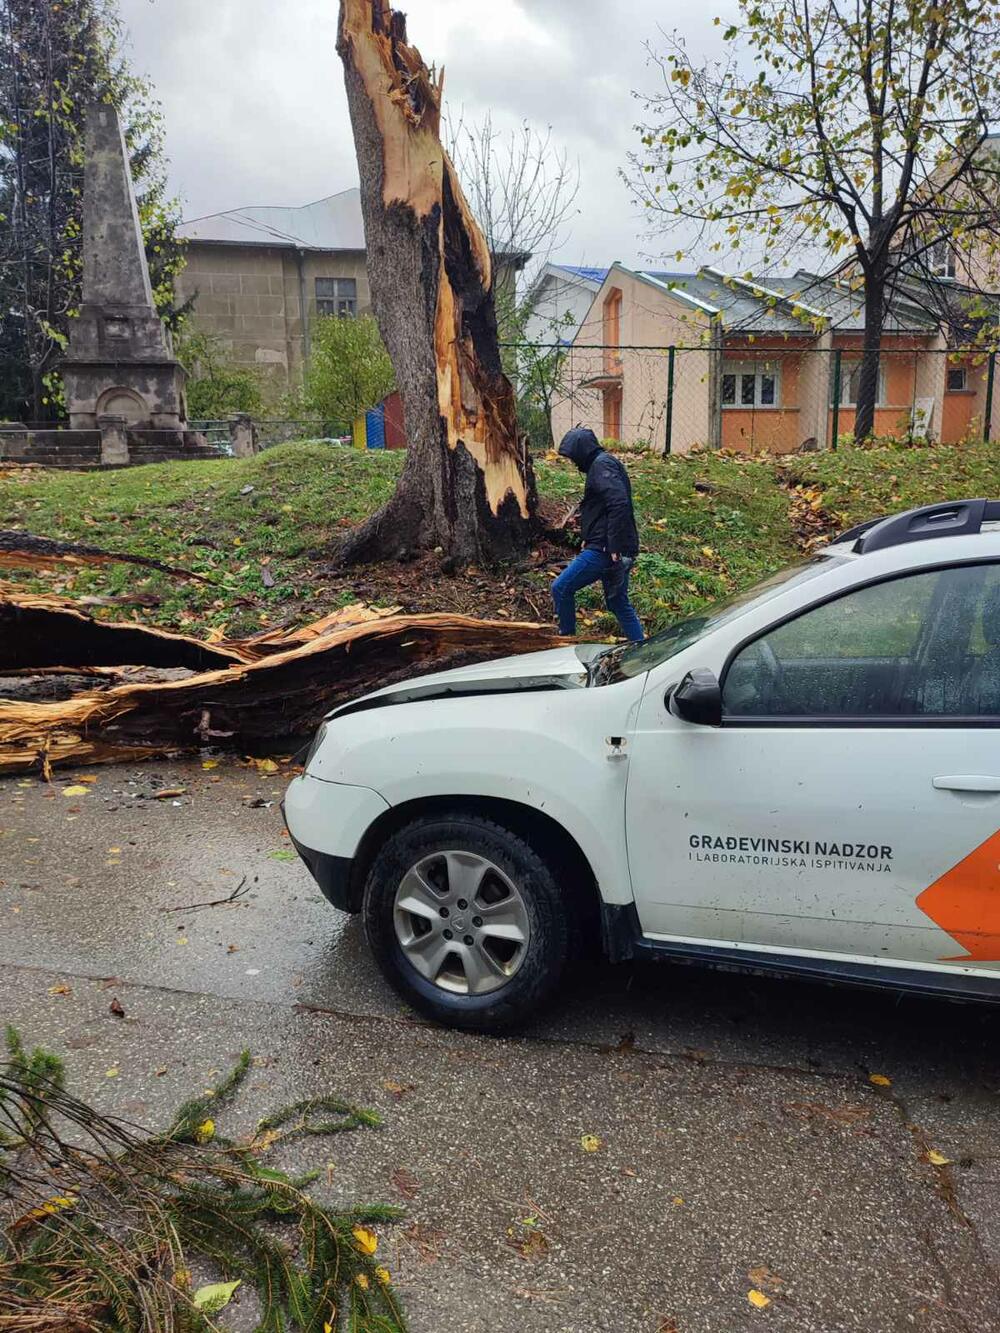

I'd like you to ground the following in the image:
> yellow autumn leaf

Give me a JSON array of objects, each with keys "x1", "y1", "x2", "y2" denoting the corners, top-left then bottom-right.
[
  {"x1": 701, "y1": 545, "x2": 715, "y2": 559},
  {"x1": 927, "y1": 1149, "x2": 951, "y2": 1166},
  {"x1": 105, "y1": 1067, "x2": 119, "y2": 1078},
  {"x1": 202, "y1": 759, "x2": 219, "y2": 770},
  {"x1": 352, "y1": 1225, "x2": 378, "y2": 1255},
  {"x1": 252, "y1": 757, "x2": 279, "y2": 774},
  {"x1": 672, "y1": 1195, "x2": 685, "y2": 1206},
  {"x1": 355, "y1": 1273, "x2": 369, "y2": 1290},
  {"x1": 869, "y1": 1073, "x2": 892, "y2": 1087},
  {"x1": 581, "y1": 1134, "x2": 602, "y2": 1153},
  {"x1": 748, "y1": 1289, "x2": 771, "y2": 1309},
  {"x1": 47, "y1": 984, "x2": 72, "y2": 996},
  {"x1": 374, "y1": 1266, "x2": 391, "y2": 1285},
  {"x1": 195, "y1": 1118, "x2": 215, "y2": 1144},
  {"x1": 61, "y1": 785, "x2": 90, "y2": 797}
]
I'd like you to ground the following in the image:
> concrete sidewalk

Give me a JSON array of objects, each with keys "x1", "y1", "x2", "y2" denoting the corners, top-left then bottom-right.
[{"x1": 2, "y1": 759, "x2": 999, "y2": 1331}]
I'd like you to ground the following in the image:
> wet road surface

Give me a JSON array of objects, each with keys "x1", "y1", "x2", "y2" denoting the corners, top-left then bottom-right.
[{"x1": 2, "y1": 758, "x2": 1000, "y2": 1331}]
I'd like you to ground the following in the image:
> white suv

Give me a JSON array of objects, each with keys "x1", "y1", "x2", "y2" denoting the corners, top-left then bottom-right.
[{"x1": 284, "y1": 500, "x2": 1000, "y2": 1031}]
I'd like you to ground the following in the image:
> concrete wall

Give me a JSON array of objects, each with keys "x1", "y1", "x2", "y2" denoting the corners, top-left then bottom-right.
[{"x1": 175, "y1": 243, "x2": 371, "y2": 390}]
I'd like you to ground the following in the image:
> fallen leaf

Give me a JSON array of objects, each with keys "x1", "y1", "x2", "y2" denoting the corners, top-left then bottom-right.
[
  {"x1": 195, "y1": 1118, "x2": 216, "y2": 1144},
  {"x1": 47, "y1": 984, "x2": 72, "y2": 996},
  {"x1": 251, "y1": 758, "x2": 280, "y2": 774},
  {"x1": 105, "y1": 1067, "x2": 119, "y2": 1078},
  {"x1": 154, "y1": 1067, "x2": 168, "y2": 1077},
  {"x1": 201, "y1": 759, "x2": 219, "y2": 770},
  {"x1": 581, "y1": 1134, "x2": 602, "y2": 1153},
  {"x1": 748, "y1": 1266, "x2": 785, "y2": 1293},
  {"x1": 355, "y1": 1273, "x2": 369, "y2": 1290},
  {"x1": 269, "y1": 849, "x2": 297, "y2": 862},
  {"x1": 226, "y1": 943, "x2": 239, "y2": 954},
  {"x1": 672, "y1": 1195, "x2": 685, "y2": 1206},
  {"x1": 77, "y1": 775, "x2": 99, "y2": 785},
  {"x1": 391, "y1": 1167, "x2": 419, "y2": 1199},
  {"x1": 374, "y1": 1266, "x2": 391, "y2": 1285},
  {"x1": 61, "y1": 786, "x2": 90, "y2": 797},
  {"x1": 108, "y1": 846, "x2": 122, "y2": 855},
  {"x1": 352, "y1": 1225, "x2": 378, "y2": 1255},
  {"x1": 657, "y1": 1319, "x2": 680, "y2": 1333},
  {"x1": 109, "y1": 997, "x2": 125, "y2": 1018},
  {"x1": 747, "y1": 1290, "x2": 771, "y2": 1309},
  {"x1": 193, "y1": 1280, "x2": 241, "y2": 1314},
  {"x1": 869, "y1": 1073, "x2": 892, "y2": 1087},
  {"x1": 926, "y1": 1149, "x2": 951, "y2": 1166},
  {"x1": 153, "y1": 788, "x2": 187, "y2": 800}
]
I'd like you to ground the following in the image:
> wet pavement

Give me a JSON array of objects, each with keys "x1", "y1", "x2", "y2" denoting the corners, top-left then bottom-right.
[{"x1": 2, "y1": 758, "x2": 1000, "y2": 1331}]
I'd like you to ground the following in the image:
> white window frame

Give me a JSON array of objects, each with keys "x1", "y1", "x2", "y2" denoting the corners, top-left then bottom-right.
[
  {"x1": 946, "y1": 365, "x2": 968, "y2": 392},
  {"x1": 929, "y1": 238, "x2": 957, "y2": 280},
  {"x1": 721, "y1": 360, "x2": 782, "y2": 410},
  {"x1": 831, "y1": 361, "x2": 886, "y2": 408}
]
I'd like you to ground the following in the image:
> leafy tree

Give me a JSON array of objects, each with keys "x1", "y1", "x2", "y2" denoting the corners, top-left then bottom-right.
[
  {"x1": 303, "y1": 314, "x2": 395, "y2": 432},
  {"x1": 0, "y1": 0, "x2": 185, "y2": 422},
  {"x1": 175, "y1": 328, "x2": 265, "y2": 420},
  {"x1": 631, "y1": 0, "x2": 1000, "y2": 440}
]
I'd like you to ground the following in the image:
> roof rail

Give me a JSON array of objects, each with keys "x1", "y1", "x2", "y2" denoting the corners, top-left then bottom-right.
[{"x1": 845, "y1": 499, "x2": 1000, "y2": 554}]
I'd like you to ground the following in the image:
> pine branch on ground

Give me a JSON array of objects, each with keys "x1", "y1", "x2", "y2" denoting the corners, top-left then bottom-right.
[{"x1": 0, "y1": 1028, "x2": 406, "y2": 1332}]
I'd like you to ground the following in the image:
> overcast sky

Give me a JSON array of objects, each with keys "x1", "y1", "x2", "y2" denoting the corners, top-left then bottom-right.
[{"x1": 117, "y1": 0, "x2": 737, "y2": 270}]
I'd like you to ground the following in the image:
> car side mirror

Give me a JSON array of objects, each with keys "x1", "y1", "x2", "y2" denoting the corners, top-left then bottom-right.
[{"x1": 668, "y1": 669, "x2": 722, "y2": 726}]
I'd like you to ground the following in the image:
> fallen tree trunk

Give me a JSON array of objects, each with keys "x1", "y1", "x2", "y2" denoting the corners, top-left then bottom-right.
[
  {"x1": 0, "y1": 600, "x2": 564, "y2": 773},
  {"x1": 337, "y1": 0, "x2": 538, "y2": 568}
]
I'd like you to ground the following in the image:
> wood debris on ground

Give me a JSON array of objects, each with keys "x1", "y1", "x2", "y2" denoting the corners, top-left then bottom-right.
[{"x1": 0, "y1": 590, "x2": 564, "y2": 774}]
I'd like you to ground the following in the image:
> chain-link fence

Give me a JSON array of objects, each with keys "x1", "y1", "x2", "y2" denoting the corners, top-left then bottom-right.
[{"x1": 534, "y1": 342, "x2": 1000, "y2": 455}]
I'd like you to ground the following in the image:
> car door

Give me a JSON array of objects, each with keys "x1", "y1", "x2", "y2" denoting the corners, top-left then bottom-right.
[{"x1": 626, "y1": 560, "x2": 1000, "y2": 972}]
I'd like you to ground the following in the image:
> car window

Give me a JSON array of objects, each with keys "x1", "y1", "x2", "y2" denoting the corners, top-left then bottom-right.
[
  {"x1": 723, "y1": 563, "x2": 1000, "y2": 719},
  {"x1": 613, "y1": 555, "x2": 845, "y2": 680}
]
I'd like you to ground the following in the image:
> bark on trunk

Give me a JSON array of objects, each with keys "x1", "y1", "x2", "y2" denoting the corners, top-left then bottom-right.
[
  {"x1": 336, "y1": 0, "x2": 538, "y2": 567},
  {"x1": 0, "y1": 595, "x2": 563, "y2": 773},
  {"x1": 854, "y1": 266, "x2": 887, "y2": 443}
]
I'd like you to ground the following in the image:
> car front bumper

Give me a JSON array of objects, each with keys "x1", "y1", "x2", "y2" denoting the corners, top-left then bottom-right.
[{"x1": 283, "y1": 774, "x2": 390, "y2": 913}]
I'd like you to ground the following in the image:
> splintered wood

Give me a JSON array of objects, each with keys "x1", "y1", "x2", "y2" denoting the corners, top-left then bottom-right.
[{"x1": 0, "y1": 594, "x2": 563, "y2": 774}]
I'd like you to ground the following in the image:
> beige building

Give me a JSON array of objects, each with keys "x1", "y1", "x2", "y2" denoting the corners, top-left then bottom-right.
[
  {"x1": 177, "y1": 188, "x2": 525, "y2": 397},
  {"x1": 176, "y1": 189, "x2": 371, "y2": 392},
  {"x1": 552, "y1": 263, "x2": 992, "y2": 454}
]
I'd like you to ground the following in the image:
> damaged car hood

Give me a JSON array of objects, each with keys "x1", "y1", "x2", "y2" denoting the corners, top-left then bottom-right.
[{"x1": 330, "y1": 643, "x2": 609, "y2": 718}]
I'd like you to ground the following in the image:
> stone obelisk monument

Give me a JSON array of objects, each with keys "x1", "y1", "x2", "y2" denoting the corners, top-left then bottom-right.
[{"x1": 62, "y1": 104, "x2": 187, "y2": 433}]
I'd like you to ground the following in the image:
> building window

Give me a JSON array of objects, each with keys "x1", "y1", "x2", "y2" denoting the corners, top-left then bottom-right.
[
  {"x1": 316, "y1": 277, "x2": 357, "y2": 317},
  {"x1": 603, "y1": 288, "x2": 622, "y2": 373},
  {"x1": 830, "y1": 361, "x2": 886, "y2": 407},
  {"x1": 947, "y1": 365, "x2": 968, "y2": 392},
  {"x1": 929, "y1": 239, "x2": 957, "y2": 279},
  {"x1": 721, "y1": 361, "x2": 780, "y2": 408},
  {"x1": 603, "y1": 385, "x2": 622, "y2": 440}
]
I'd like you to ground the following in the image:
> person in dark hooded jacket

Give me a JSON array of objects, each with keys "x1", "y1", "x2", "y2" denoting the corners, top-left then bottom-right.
[{"x1": 552, "y1": 427, "x2": 644, "y2": 642}]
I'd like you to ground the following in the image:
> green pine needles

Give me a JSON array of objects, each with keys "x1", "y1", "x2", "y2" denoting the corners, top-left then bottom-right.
[{"x1": 0, "y1": 1028, "x2": 407, "y2": 1332}]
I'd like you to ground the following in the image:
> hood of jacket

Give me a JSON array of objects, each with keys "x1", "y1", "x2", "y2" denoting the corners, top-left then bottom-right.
[{"x1": 558, "y1": 427, "x2": 602, "y2": 472}]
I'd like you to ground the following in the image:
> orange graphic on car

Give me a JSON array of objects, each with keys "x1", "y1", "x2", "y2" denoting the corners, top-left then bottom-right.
[{"x1": 916, "y1": 829, "x2": 1000, "y2": 962}]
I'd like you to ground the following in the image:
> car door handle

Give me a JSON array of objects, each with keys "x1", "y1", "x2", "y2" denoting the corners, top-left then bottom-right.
[{"x1": 934, "y1": 775, "x2": 1000, "y2": 793}]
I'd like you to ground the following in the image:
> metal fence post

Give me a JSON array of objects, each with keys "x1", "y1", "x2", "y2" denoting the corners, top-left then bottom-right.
[
  {"x1": 831, "y1": 349, "x2": 842, "y2": 450},
  {"x1": 664, "y1": 345, "x2": 676, "y2": 455},
  {"x1": 985, "y1": 353, "x2": 996, "y2": 444}
]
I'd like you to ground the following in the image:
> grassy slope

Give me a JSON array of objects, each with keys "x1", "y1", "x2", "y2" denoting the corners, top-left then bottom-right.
[{"x1": 1, "y1": 439, "x2": 997, "y2": 638}]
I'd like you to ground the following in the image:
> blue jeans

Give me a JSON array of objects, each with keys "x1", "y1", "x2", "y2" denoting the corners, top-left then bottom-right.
[{"x1": 552, "y1": 548, "x2": 644, "y2": 642}]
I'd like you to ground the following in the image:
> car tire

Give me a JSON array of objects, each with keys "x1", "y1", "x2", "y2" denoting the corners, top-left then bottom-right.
[{"x1": 362, "y1": 813, "x2": 574, "y2": 1033}]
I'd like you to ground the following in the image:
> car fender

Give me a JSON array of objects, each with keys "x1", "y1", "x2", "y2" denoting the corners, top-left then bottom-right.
[{"x1": 308, "y1": 681, "x2": 645, "y2": 905}]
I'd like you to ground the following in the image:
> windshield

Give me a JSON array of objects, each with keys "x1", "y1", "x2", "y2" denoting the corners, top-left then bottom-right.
[{"x1": 610, "y1": 554, "x2": 845, "y2": 680}]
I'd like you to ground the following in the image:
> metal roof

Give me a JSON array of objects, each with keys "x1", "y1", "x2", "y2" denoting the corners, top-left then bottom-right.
[
  {"x1": 555, "y1": 265, "x2": 609, "y2": 285},
  {"x1": 624, "y1": 265, "x2": 937, "y2": 334},
  {"x1": 179, "y1": 189, "x2": 366, "y2": 251}
]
